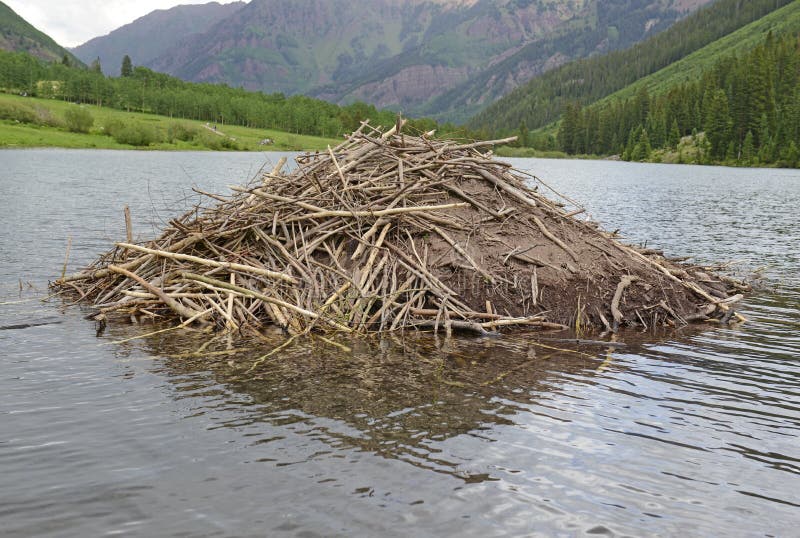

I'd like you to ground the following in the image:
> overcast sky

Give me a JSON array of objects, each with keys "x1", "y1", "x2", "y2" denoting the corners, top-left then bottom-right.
[{"x1": 6, "y1": 0, "x2": 244, "y2": 48}]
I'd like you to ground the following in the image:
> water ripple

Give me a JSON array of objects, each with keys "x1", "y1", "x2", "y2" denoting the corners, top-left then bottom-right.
[{"x1": 1, "y1": 152, "x2": 799, "y2": 536}]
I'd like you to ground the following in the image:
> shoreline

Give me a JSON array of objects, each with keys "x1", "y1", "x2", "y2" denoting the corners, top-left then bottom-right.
[{"x1": 495, "y1": 145, "x2": 796, "y2": 169}]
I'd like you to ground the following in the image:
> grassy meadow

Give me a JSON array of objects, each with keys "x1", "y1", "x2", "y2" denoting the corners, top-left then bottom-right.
[{"x1": 0, "y1": 93, "x2": 340, "y2": 151}]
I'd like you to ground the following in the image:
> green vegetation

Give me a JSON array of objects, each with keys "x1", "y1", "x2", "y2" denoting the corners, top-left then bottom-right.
[
  {"x1": 468, "y1": 0, "x2": 794, "y2": 134},
  {"x1": 120, "y1": 55, "x2": 132, "y2": 78},
  {"x1": 0, "y1": 93, "x2": 340, "y2": 151},
  {"x1": 493, "y1": 146, "x2": 569, "y2": 160},
  {"x1": 0, "y1": 48, "x2": 405, "y2": 142},
  {"x1": 64, "y1": 107, "x2": 93, "y2": 133},
  {"x1": 0, "y1": 47, "x2": 482, "y2": 151},
  {"x1": 556, "y1": 23, "x2": 800, "y2": 167},
  {"x1": 595, "y1": 1, "x2": 800, "y2": 104}
]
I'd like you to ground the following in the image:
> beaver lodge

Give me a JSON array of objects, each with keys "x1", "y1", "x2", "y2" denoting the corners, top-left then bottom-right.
[{"x1": 54, "y1": 121, "x2": 749, "y2": 336}]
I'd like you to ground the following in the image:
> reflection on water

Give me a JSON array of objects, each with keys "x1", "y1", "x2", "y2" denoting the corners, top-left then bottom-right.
[
  {"x1": 135, "y1": 329, "x2": 611, "y2": 481},
  {"x1": 1, "y1": 151, "x2": 799, "y2": 536}
]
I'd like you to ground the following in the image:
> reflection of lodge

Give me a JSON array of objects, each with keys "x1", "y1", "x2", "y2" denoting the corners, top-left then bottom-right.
[{"x1": 108, "y1": 326, "x2": 677, "y2": 480}]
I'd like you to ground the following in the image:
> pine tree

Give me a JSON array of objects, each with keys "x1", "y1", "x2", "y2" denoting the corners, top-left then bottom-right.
[
  {"x1": 517, "y1": 121, "x2": 529, "y2": 148},
  {"x1": 121, "y1": 55, "x2": 133, "y2": 78},
  {"x1": 747, "y1": 48, "x2": 770, "y2": 140},
  {"x1": 725, "y1": 141, "x2": 736, "y2": 162},
  {"x1": 558, "y1": 103, "x2": 582, "y2": 154},
  {"x1": 705, "y1": 89, "x2": 732, "y2": 159},
  {"x1": 782, "y1": 141, "x2": 798, "y2": 167},
  {"x1": 741, "y1": 130, "x2": 755, "y2": 164},
  {"x1": 623, "y1": 125, "x2": 642, "y2": 161},
  {"x1": 668, "y1": 118, "x2": 681, "y2": 149},
  {"x1": 90, "y1": 57, "x2": 102, "y2": 73},
  {"x1": 631, "y1": 129, "x2": 652, "y2": 161},
  {"x1": 634, "y1": 86, "x2": 650, "y2": 125},
  {"x1": 699, "y1": 135, "x2": 712, "y2": 164}
]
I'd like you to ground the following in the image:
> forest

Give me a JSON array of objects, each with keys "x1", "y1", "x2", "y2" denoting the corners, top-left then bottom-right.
[
  {"x1": 556, "y1": 32, "x2": 800, "y2": 167},
  {"x1": 469, "y1": 0, "x2": 795, "y2": 135},
  {"x1": 0, "y1": 50, "x2": 454, "y2": 139}
]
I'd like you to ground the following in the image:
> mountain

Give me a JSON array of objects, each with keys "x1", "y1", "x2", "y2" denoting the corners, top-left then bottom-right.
[
  {"x1": 468, "y1": 0, "x2": 796, "y2": 135},
  {"x1": 592, "y1": 1, "x2": 800, "y2": 105},
  {"x1": 0, "y1": 1, "x2": 81, "y2": 65},
  {"x1": 397, "y1": 0, "x2": 715, "y2": 122},
  {"x1": 554, "y1": 0, "x2": 800, "y2": 166},
  {"x1": 72, "y1": 1, "x2": 244, "y2": 76},
  {"x1": 72, "y1": 0, "x2": 711, "y2": 121}
]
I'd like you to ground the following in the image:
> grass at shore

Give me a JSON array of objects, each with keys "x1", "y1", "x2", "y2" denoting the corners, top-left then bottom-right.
[
  {"x1": 494, "y1": 146, "x2": 568, "y2": 159},
  {"x1": 0, "y1": 93, "x2": 340, "y2": 151}
]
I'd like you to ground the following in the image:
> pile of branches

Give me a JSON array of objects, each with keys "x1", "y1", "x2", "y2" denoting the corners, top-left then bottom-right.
[{"x1": 55, "y1": 122, "x2": 749, "y2": 336}]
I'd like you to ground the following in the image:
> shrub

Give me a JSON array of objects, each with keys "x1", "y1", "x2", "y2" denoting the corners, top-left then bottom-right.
[
  {"x1": 64, "y1": 107, "x2": 94, "y2": 133},
  {"x1": 167, "y1": 122, "x2": 198, "y2": 142},
  {"x1": 102, "y1": 118, "x2": 124, "y2": 137},
  {"x1": 0, "y1": 101, "x2": 38, "y2": 124},
  {"x1": 32, "y1": 105, "x2": 63, "y2": 128},
  {"x1": 104, "y1": 118, "x2": 163, "y2": 146},
  {"x1": 0, "y1": 101, "x2": 67, "y2": 128},
  {"x1": 197, "y1": 131, "x2": 239, "y2": 150}
]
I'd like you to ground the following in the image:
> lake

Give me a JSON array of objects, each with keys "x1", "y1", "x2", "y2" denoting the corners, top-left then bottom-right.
[{"x1": 1, "y1": 149, "x2": 798, "y2": 537}]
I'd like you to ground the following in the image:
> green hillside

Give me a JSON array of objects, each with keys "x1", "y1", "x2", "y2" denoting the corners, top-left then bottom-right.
[
  {"x1": 0, "y1": 1, "x2": 82, "y2": 65},
  {"x1": 0, "y1": 93, "x2": 338, "y2": 151},
  {"x1": 0, "y1": 48, "x2": 406, "y2": 142},
  {"x1": 555, "y1": 3, "x2": 800, "y2": 168},
  {"x1": 600, "y1": 1, "x2": 800, "y2": 103},
  {"x1": 0, "y1": 48, "x2": 463, "y2": 152},
  {"x1": 468, "y1": 0, "x2": 795, "y2": 135}
]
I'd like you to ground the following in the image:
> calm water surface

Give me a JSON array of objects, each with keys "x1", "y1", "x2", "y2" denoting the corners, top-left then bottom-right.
[{"x1": 1, "y1": 149, "x2": 798, "y2": 537}]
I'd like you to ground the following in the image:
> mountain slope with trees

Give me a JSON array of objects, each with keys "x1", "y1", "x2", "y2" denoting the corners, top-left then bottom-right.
[
  {"x1": 70, "y1": 0, "x2": 711, "y2": 121},
  {"x1": 556, "y1": 1, "x2": 800, "y2": 167},
  {"x1": 468, "y1": 0, "x2": 795, "y2": 135},
  {"x1": 0, "y1": 48, "x2": 408, "y2": 141},
  {"x1": 0, "y1": 1, "x2": 82, "y2": 65}
]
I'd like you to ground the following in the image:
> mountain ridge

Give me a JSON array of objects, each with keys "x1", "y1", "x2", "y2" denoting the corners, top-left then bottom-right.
[
  {"x1": 71, "y1": 0, "x2": 711, "y2": 121},
  {"x1": 0, "y1": 1, "x2": 82, "y2": 65},
  {"x1": 72, "y1": 2, "x2": 245, "y2": 75}
]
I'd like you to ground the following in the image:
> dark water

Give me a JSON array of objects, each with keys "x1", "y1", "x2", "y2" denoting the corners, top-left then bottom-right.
[{"x1": 1, "y1": 149, "x2": 798, "y2": 537}]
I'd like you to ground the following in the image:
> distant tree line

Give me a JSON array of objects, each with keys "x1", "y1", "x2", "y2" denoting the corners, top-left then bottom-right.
[
  {"x1": 556, "y1": 32, "x2": 800, "y2": 167},
  {"x1": 0, "y1": 49, "x2": 463, "y2": 139}
]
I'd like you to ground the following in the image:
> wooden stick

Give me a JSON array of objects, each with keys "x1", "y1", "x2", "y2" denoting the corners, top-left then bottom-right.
[
  {"x1": 124, "y1": 206, "x2": 133, "y2": 244},
  {"x1": 328, "y1": 145, "x2": 348, "y2": 188},
  {"x1": 116, "y1": 242, "x2": 298, "y2": 284},
  {"x1": 431, "y1": 225, "x2": 495, "y2": 284},
  {"x1": 179, "y1": 272, "x2": 351, "y2": 332},
  {"x1": 107, "y1": 309, "x2": 212, "y2": 345},
  {"x1": 58, "y1": 234, "x2": 203, "y2": 283},
  {"x1": 61, "y1": 236, "x2": 72, "y2": 281},
  {"x1": 287, "y1": 202, "x2": 469, "y2": 221},
  {"x1": 107, "y1": 264, "x2": 204, "y2": 321},
  {"x1": 226, "y1": 273, "x2": 237, "y2": 331},
  {"x1": 532, "y1": 216, "x2": 579, "y2": 262},
  {"x1": 412, "y1": 319, "x2": 497, "y2": 336},
  {"x1": 476, "y1": 168, "x2": 538, "y2": 209},
  {"x1": 610, "y1": 275, "x2": 638, "y2": 332}
]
